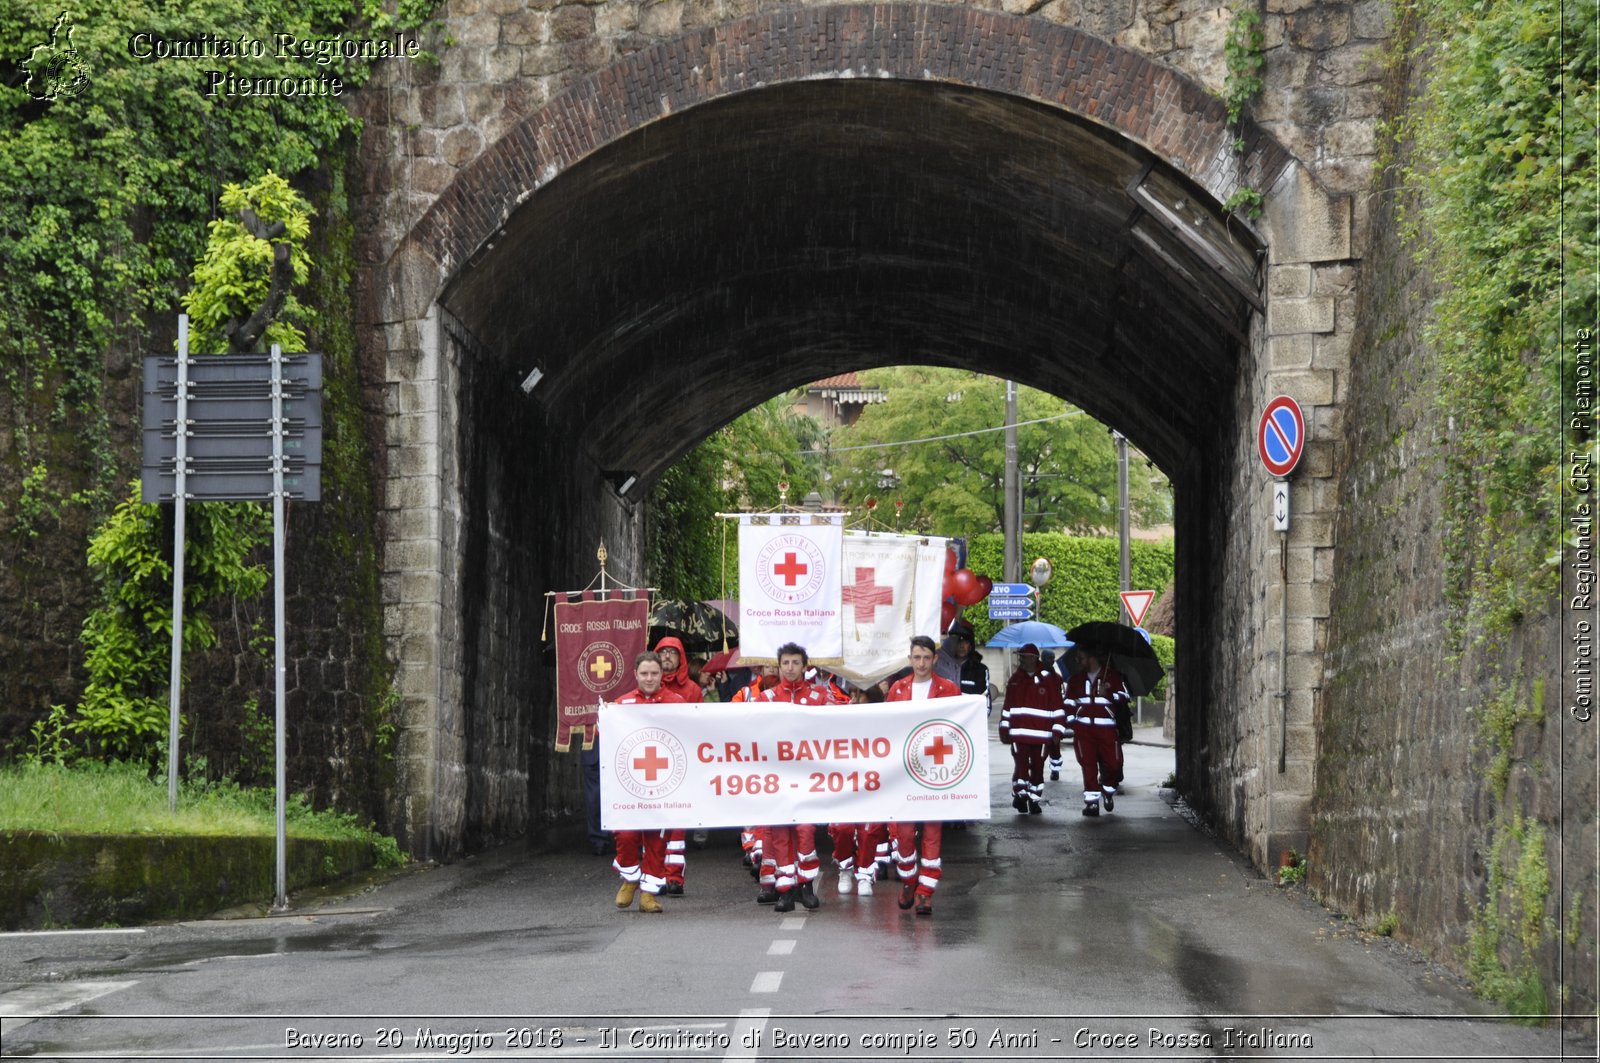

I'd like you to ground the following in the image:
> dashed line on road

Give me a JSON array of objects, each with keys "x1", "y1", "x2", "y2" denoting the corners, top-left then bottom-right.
[
  {"x1": 749, "y1": 971, "x2": 783, "y2": 993},
  {"x1": 725, "y1": 1007, "x2": 771, "y2": 1061},
  {"x1": 766, "y1": 940, "x2": 796, "y2": 956}
]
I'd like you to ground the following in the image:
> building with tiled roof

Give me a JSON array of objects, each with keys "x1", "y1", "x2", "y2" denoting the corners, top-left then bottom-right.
[{"x1": 793, "y1": 372, "x2": 887, "y2": 429}]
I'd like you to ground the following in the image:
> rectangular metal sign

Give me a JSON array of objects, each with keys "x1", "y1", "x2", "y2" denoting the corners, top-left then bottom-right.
[
  {"x1": 986, "y1": 595, "x2": 1035, "y2": 607},
  {"x1": 140, "y1": 353, "x2": 323, "y2": 501},
  {"x1": 988, "y1": 606, "x2": 1035, "y2": 620},
  {"x1": 988, "y1": 583, "x2": 1035, "y2": 596}
]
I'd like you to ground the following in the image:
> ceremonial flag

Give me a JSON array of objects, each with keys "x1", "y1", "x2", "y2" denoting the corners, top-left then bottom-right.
[
  {"x1": 598, "y1": 695, "x2": 989, "y2": 829},
  {"x1": 553, "y1": 592, "x2": 649, "y2": 751},
  {"x1": 914, "y1": 536, "x2": 949, "y2": 639},
  {"x1": 835, "y1": 532, "x2": 919, "y2": 684},
  {"x1": 737, "y1": 515, "x2": 844, "y2": 661}
]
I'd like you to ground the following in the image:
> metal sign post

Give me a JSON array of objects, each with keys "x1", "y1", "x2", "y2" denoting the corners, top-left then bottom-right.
[
  {"x1": 166, "y1": 316, "x2": 191, "y2": 814},
  {"x1": 270, "y1": 343, "x2": 289, "y2": 912}
]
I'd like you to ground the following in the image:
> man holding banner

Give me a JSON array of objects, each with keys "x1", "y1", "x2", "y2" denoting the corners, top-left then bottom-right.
[
  {"x1": 887, "y1": 636, "x2": 961, "y2": 916},
  {"x1": 755, "y1": 643, "x2": 832, "y2": 913},
  {"x1": 608, "y1": 652, "x2": 685, "y2": 914}
]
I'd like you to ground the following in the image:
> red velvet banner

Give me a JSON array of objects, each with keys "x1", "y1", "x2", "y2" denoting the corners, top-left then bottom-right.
[{"x1": 553, "y1": 592, "x2": 649, "y2": 751}]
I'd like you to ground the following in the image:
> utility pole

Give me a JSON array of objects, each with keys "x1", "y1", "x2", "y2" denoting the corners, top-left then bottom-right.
[
  {"x1": 1114, "y1": 430, "x2": 1131, "y2": 621},
  {"x1": 1004, "y1": 380, "x2": 1020, "y2": 585}
]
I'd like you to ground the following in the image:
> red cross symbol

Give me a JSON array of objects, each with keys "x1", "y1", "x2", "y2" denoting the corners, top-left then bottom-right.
[
  {"x1": 772, "y1": 551, "x2": 808, "y2": 586},
  {"x1": 633, "y1": 745, "x2": 670, "y2": 781},
  {"x1": 842, "y1": 566, "x2": 894, "y2": 623},
  {"x1": 923, "y1": 734, "x2": 955, "y2": 765},
  {"x1": 588, "y1": 654, "x2": 613, "y2": 680}
]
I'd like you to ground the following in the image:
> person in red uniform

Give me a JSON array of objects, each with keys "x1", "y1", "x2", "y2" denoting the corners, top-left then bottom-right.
[
  {"x1": 608, "y1": 652, "x2": 685, "y2": 913},
  {"x1": 755, "y1": 643, "x2": 831, "y2": 912},
  {"x1": 1064, "y1": 647, "x2": 1129, "y2": 815},
  {"x1": 887, "y1": 635, "x2": 961, "y2": 916},
  {"x1": 999, "y1": 644, "x2": 1066, "y2": 815},
  {"x1": 653, "y1": 637, "x2": 699, "y2": 895},
  {"x1": 731, "y1": 665, "x2": 779, "y2": 877}
]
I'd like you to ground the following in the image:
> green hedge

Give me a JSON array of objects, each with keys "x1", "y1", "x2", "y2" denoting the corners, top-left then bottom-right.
[{"x1": 962, "y1": 534, "x2": 1175, "y2": 696}]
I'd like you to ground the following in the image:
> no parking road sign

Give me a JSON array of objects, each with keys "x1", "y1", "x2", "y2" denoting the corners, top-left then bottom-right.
[{"x1": 1257, "y1": 395, "x2": 1306, "y2": 479}]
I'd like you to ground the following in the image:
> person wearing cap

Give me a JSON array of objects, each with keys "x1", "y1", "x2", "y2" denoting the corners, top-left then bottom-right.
[
  {"x1": 999, "y1": 643, "x2": 1066, "y2": 814},
  {"x1": 936, "y1": 620, "x2": 992, "y2": 715},
  {"x1": 1064, "y1": 647, "x2": 1129, "y2": 816}
]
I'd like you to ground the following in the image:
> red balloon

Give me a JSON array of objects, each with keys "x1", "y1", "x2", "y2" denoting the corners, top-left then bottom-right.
[
  {"x1": 940, "y1": 599, "x2": 959, "y2": 628},
  {"x1": 951, "y1": 568, "x2": 983, "y2": 606},
  {"x1": 942, "y1": 572, "x2": 956, "y2": 598},
  {"x1": 944, "y1": 547, "x2": 959, "y2": 575},
  {"x1": 976, "y1": 574, "x2": 994, "y2": 599}
]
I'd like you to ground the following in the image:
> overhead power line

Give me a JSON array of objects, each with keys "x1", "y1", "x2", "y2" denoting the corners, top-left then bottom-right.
[{"x1": 806, "y1": 411, "x2": 1084, "y2": 454}]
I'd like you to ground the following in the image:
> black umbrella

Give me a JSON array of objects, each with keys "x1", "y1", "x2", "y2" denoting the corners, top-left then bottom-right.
[
  {"x1": 648, "y1": 599, "x2": 738, "y2": 653},
  {"x1": 1065, "y1": 620, "x2": 1165, "y2": 697}
]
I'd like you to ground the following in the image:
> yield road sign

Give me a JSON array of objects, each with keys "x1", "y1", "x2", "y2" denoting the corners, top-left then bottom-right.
[
  {"x1": 1257, "y1": 395, "x2": 1306, "y2": 478},
  {"x1": 1120, "y1": 590, "x2": 1156, "y2": 628}
]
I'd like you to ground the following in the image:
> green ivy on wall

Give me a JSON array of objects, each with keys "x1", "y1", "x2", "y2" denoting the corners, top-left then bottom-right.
[{"x1": 1395, "y1": 0, "x2": 1596, "y2": 646}]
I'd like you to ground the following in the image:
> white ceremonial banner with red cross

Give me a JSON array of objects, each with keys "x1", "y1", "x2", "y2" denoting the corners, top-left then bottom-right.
[
  {"x1": 835, "y1": 532, "x2": 920, "y2": 685},
  {"x1": 737, "y1": 515, "x2": 844, "y2": 661},
  {"x1": 598, "y1": 695, "x2": 990, "y2": 830}
]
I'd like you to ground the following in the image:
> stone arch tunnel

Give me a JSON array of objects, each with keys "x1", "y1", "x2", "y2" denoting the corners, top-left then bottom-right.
[{"x1": 357, "y1": 4, "x2": 1359, "y2": 874}]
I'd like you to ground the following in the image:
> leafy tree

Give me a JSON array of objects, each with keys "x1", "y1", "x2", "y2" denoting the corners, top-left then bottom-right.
[
  {"x1": 72, "y1": 174, "x2": 313, "y2": 762},
  {"x1": 827, "y1": 368, "x2": 1169, "y2": 537},
  {"x1": 647, "y1": 396, "x2": 826, "y2": 601}
]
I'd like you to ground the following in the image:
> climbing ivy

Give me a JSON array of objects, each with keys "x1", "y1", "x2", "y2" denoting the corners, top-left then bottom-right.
[
  {"x1": 1395, "y1": 0, "x2": 1596, "y2": 645},
  {"x1": 1221, "y1": 0, "x2": 1266, "y2": 218}
]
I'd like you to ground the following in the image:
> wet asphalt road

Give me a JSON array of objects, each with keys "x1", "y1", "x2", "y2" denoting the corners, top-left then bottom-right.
[{"x1": 0, "y1": 726, "x2": 1592, "y2": 1061}]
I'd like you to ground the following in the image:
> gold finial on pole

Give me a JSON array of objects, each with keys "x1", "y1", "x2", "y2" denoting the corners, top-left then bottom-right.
[
  {"x1": 778, "y1": 480, "x2": 790, "y2": 508},
  {"x1": 597, "y1": 540, "x2": 609, "y2": 595}
]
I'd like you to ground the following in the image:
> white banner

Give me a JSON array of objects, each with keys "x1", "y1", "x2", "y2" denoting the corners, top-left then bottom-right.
[
  {"x1": 914, "y1": 536, "x2": 948, "y2": 639},
  {"x1": 599, "y1": 695, "x2": 990, "y2": 830},
  {"x1": 737, "y1": 517, "x2": 844, "y2": 660},
  {"x1": 835, "y1": 532, "x2": 919, "y2": 685}
]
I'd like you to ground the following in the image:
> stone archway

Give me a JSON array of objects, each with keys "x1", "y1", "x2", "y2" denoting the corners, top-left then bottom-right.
[{"x1": 361, "y1": 4, "x2": 1356, "y2": 866}]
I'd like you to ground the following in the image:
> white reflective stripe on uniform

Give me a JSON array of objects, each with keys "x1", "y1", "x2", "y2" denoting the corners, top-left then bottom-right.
[
  {"x1": 641, "y1": 872, "x2": 666, "y2": 893},
  {"x1": 1008, "y1": 726, "x2": 1057, "y2": 741},
  {"x1": 615, "y1": 861, "x2": 642, "y2": 882},
  {"x1": 1083, "y1": 791, "x2": 1100, "y2": 802}
]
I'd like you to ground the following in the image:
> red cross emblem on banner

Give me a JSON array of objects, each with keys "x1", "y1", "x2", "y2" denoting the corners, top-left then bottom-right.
[
  {"x1": 772, "y1": 551, "x2": 808, "y2": 586},
  {"x1": 842, "y1": 566, "x2": 894, "y2": 623},
  {"x1": 632, "y1": 745, "x2": 670, "y2": 782},
  {"x1": 923, "y1": 734, "x2": 955, "y2": 765}
]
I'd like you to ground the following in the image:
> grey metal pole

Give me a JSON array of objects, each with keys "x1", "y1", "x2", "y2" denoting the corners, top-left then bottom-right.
[
  {"x1": 271, "y1": 343, "x2": 288, "y2": 910},
  {"x1": 166, "y1": 316, "x2": 190, "y2": 814},
  {"x1": 1004, "y1": 380, "x2": 1020, "y2": 586},
  {"x1": 1115, "y1": 431, "x2": 1131, "y2": 614}
]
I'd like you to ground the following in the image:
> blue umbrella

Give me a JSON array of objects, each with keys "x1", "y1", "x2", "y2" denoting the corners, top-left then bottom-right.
[{"x1": 987, "y1": 620, "x2": 1073, "y2": 649}]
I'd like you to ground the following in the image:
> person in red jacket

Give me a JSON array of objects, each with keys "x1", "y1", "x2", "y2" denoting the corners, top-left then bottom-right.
[
  {"x1": 755, "y1": 643, "x2": 831, "y2": 912},
  {"x1": 731, "y1": 664, "x2": 779, "y2": 877},
  {"x1": 653, "y1": 637, "x2": 700, "y2": 895},
  {"x1": 887, "y1": 635, "x2": 961, "y2": 916},
  {"x1": 608, "y1": 652, "x2": 686, "y2": 913},
  {"x1": 999, "y1": 644, "x2": 1066, "y2": 815},
  {"x1": 1064, "y1": 648, "x2": 1129, "y2": 816}
]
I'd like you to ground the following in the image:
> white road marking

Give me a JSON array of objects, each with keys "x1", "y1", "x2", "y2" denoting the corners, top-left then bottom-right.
[
  {"x1": 0, "y1": 928, "x2": 145, "y2": 938},
  {"x1": 0, "y1": 980, "x2": 140, "y2": 1031},
  {"x1": 749, "y1": 971, "x2": 783, "y2": 993},
  {"x1": 766, "y1": 939, "x2": 796, "y2": 956},
  {"x1": 725, "y1": 1007, "x2": 771, "y2": 1061},
  {"x1": 778, "y1": 916, "x2": 806, "y2": 930}
]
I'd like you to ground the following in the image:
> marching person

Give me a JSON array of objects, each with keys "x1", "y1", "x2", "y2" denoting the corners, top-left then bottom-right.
[
  {"x1": 732, "y1": 663, "x2": 780, "y2": 876},
  {"x1": 755, "y1": 643, "x2": 832, "y2": 912},
  {"x1": 887, "y1": 635, "x2": 961, "y2": 916},
  {"x1": 653, "y1": 637, "x2": 699, "y2": 895},
  {"x1": 1064, "y1": 647, "x2": 1129, "y2": 816},
  {"x1": 998, "y1": 643, "x2": 1066, "y2": 815},
  {"x1": 937, "y1": 620, "x2": 992, "y2": 714},
  {"x1": 607, "y1": 651, "x2": 685, "y2": 913},
  {"x1": 1048, "y1": 646, "x2": 1088, "y2": 781}
]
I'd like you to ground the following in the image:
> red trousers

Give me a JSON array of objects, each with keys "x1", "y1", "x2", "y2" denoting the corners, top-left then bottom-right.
[
  {"x1": 664, "y1": 828, "x2": 687, "y2": 885},
  {"x1": 893, "y1": 821, "x2": 943, "y2": 897},
  {"x1": 830, "y1": 823, "x2": 886, "y2": 877},
  {"x1": 761, "y1": 824, "x2": 820, "y2": 892},
  {"x1": 1009, "y1": 743, "x2": 1051, "y2": 799},
  {"x1": 1071, "y1": 721, "x2": 1124, "y2": 800},
  {"x1": 613, "y1": 830, "x2": 668, "y2": 894}
]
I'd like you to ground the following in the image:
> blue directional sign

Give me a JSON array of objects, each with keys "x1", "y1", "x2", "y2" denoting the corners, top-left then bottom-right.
[
  {"x1": 989, "y1": 583, "x2": 1034, "y2": 596},
  {"x1": 988, "y1": 595, "x2": 1035, "y2": 606},
  {"x1": 988, "y1": 606, "x2": 1035, "y2": 620},
  {"x1": 1257, "y1": 395, "x2": 1306, "y2": 478}
]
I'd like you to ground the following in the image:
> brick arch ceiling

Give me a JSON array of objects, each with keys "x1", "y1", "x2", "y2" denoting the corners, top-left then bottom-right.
[{"x1": 425, "y1": 5, "x2": 1293, "y2": 475}]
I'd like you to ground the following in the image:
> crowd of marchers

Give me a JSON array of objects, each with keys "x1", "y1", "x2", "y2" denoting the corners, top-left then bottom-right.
[{"x1": 586, "y1": 620, "x2": 1132, "y2": 919}]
